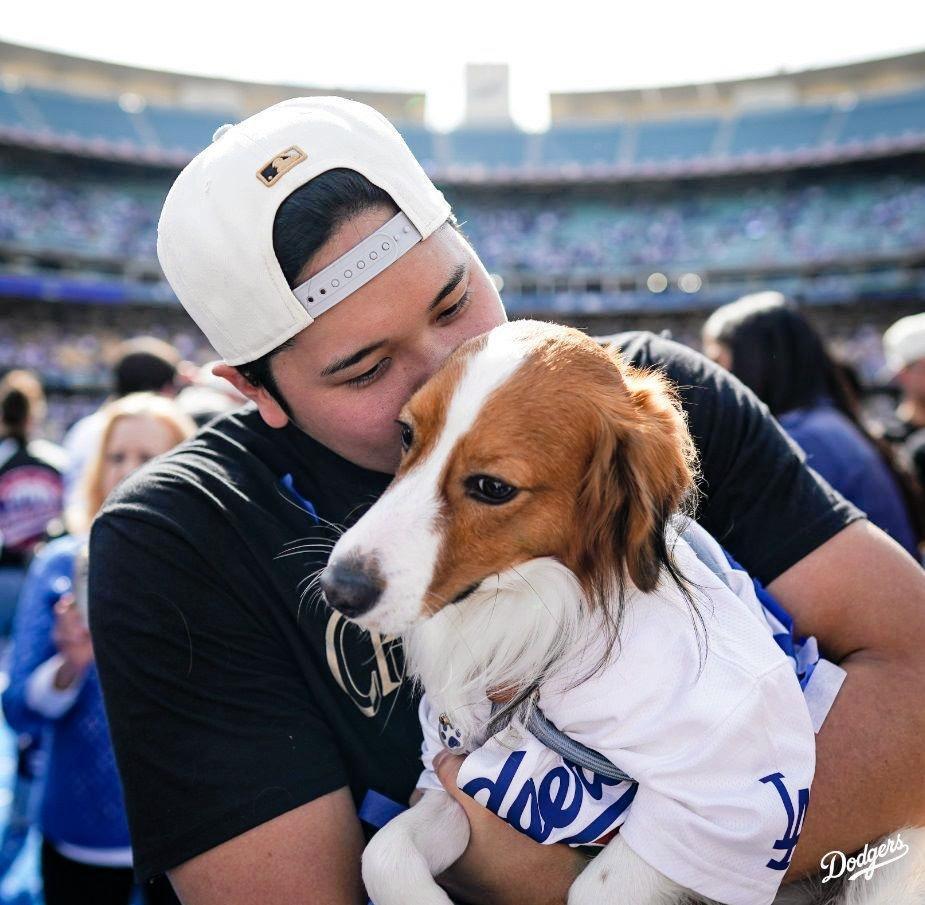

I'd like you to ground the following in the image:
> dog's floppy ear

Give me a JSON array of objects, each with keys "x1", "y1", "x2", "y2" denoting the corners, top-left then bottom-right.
[{"x1": 571, "y1": 356, "x2": 696, "y2": 607}]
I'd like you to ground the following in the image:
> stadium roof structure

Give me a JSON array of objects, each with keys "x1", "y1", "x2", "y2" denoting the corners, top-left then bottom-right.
[
  {"x1": 0, "y1": 40, "x2": 923, "y2": 181},
  {"x1": 550, "y1": 49, "x2": 925, "y2": 122}
]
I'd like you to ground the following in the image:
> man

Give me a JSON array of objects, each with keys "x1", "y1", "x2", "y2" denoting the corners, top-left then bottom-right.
[
  {"x1": 883, "y1": 312, "x2": 925, "y2": 492},
  {"x1": 89, "y1": 97, "x2": 925, "y2": 905}
]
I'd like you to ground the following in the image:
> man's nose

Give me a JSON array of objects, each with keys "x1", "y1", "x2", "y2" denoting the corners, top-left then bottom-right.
[
  {"x1": 320, "y1": 558, "x2": 384, "y2": 619},
  {"x1": 407, "y1": 344, "x2": 456, "y2": 396}
]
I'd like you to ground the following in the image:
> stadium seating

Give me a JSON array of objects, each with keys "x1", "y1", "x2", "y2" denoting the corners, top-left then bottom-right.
[
  {"x1": 537, "y1": 125, "x2": 624, "y2": 165},
  {"x1": 446, "y1": 128, "x2": 531, "y2": 168},
  {"x1": 398, "y1": 125, "x2": 439, "y2": 169},
  {"x1": 838, "y1": 88, "x2": 925, "y2": 144},
  {"x1": 1, "y1": 84, "x2": 923, "y2": 168},
  {"x1": 2, "y1": 154, "x2": 923, "y2": 276},
  {"x1": 143, "y1": 103, "x2": 233, "y2": 154},
  {"x1": 24, "y1": 86, "x2": 141, "y2": 144},
  {"x1": 0, "y1": 89, "x2": 23, "y2": 129},
  {"x1": 727, "y1": 104, "x2": 832, "y2": 155},
  {"x1": 633, "y1": 116, "x2": 720, "y2": 162}
]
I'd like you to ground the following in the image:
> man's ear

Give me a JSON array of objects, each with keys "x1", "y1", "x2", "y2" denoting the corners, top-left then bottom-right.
[{"x1": 212, "y1": 364, "x2": 290, "y2": 429}]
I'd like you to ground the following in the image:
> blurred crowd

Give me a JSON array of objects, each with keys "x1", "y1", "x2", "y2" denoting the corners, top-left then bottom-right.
[
  {"x1": 0, "y1": 298, "x2": 923, "y2": 903},
  {"x1": 0, "y1": 172, "x2": 161, "y2": 261},
  {"x1": 0, "y1": 340, "x2": 245, "y2": 905},
  {"x1": 0, "y1": 309, "x2": 216, "y2": 443},
  {"x1": 454, "y1": 176, "x2": 925, "y2": 275},
  {"x1": 3, "y1": 163, "x2": 925, "y2": 276}
]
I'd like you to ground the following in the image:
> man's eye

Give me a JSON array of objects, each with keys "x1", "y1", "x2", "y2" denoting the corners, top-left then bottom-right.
[
  {"x1": 437, "y1": 290, "x2": 471, "y2": 322},
  {"x1": 346, "y1": 358, "x2": 390, "y2": 387}
]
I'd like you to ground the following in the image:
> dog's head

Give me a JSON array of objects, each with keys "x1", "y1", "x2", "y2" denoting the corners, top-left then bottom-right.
[{"x1": 321, "y1": 320, "x2": 696, "y2": 635}]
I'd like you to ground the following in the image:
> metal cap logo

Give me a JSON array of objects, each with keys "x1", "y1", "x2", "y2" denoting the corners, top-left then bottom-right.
[{"x1": 256, "y1": 146, "x2": 306, "y2": 187}]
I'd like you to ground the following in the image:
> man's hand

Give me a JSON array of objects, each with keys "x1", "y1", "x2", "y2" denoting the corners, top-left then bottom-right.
[
  {"x1": 768, "y1": 520, "x2": 925, "y2": 879},
  {"x1": 433, "y1": 750, "x2": 587, "y2": 905}
]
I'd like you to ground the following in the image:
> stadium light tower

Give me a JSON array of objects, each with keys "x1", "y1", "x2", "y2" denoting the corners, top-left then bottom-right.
[{"x1": 464, "y1": 63, "x2": 513, "y2": 126}]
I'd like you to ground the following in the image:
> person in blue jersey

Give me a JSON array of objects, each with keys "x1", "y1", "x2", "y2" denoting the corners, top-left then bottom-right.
[
  {"x1": 2, "y1": 393, "x2": 193, "y2": 905},
  {"x1": 703, "y1": 292, "x2": 923, "y2": 559},
  {"x1": 0, "y1": 369, "x2": 66, "y2": 881}
]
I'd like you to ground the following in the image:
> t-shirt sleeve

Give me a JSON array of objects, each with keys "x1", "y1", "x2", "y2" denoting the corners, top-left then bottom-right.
[
  {"x1": 88, "y1": 511, "x2": 349, "y2": 882},
  {"x1": 613, "y1": 332, "x2": 863, "y2": 584}
]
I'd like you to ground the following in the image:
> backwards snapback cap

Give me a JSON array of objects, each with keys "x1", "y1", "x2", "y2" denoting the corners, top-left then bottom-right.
[
  {"x1": 884, "y1": 312, "x2": 925, "y2": 375},
  {"x1": 156, "y1": 96, "x2": 451, "y2": 366}
]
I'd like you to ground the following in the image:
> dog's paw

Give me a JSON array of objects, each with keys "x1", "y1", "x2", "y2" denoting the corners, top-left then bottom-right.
[{"x1": 362, "y1": 830, "x2": 454, "y2": 905}]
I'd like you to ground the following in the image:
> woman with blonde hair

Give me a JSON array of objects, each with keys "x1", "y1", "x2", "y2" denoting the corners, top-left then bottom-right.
[{"x1": 2, "y1": 392, "x2": 193, "y2": 905}]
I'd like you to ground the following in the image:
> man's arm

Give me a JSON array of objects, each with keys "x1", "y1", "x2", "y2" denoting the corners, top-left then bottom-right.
[
  {"x1": 769, "y1": 519, "x2": 925, "y2": 878},
  {"x1": 89, "y1": 506, "x2": 356, "y2": 900},
  {"x1": 168, "y1": 789, "x2": 365, "y2": 905}
]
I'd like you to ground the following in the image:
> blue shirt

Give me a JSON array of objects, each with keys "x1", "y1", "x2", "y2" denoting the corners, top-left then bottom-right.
[
  {"x1": 2, "y1": 534, "x2": 132, "y2": 850},
  {"x1": 779, "y1": 402, "x2": 918, "y2": 557}
]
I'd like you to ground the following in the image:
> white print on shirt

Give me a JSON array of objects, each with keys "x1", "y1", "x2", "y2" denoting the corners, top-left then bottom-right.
[
  {"x1": 324, "y1": 610, "x2": 403, "y2": 717},
  {"x1": 820, "y1": 832, "x2": 911, "y2": 883}
]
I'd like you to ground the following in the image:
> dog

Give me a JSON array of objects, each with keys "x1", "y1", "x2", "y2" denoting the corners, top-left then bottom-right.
[{"x1": 320, "y1": 320, "x2": 925, "y2": 905}]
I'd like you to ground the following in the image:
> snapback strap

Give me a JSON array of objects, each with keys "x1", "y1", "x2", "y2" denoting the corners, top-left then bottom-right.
[{"x1": 292, "y1": 211, "x2": 422, "y2": 320}]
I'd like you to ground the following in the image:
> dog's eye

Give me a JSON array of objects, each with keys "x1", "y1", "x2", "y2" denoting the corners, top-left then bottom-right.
[
  {"x1": 395, "y1": 420, "x2": 414, "y2": 452},
  {"x1": 465, "y1": 475, "x2": 518, "y2": 505}
]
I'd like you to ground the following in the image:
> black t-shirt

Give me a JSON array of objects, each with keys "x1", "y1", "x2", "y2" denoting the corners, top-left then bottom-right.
[{"x1": 88, "y1": 332, "x2": 861, "y2": 882}]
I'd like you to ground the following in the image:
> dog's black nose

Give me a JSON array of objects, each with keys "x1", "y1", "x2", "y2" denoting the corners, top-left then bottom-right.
[{"x1": 321, "y1": 560, "x2": 383, "y2": 619}]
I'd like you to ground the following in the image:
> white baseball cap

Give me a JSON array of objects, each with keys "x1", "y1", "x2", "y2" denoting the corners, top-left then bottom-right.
[
  {"x1": 156, "y1": 96, "x2": 452, "y2": 366},
  {"x1": 884, "y1": 313, "x2": 925, "y2": 375}
]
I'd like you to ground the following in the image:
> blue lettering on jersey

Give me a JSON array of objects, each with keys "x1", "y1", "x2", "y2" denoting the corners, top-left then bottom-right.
[
  {"x1": 760, "y1": 771, "x2": 809, "y2": 870},
  {"x1": 461, "y1": 750, "x2": 637, "y2": 844}
]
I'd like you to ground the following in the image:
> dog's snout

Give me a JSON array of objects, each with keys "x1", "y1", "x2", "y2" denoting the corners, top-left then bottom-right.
[{"x1": 321, "y1": 559, "x2": 384, "y2": 619}]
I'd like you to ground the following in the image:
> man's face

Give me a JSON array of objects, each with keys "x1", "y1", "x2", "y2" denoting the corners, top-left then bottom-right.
[{"x1": 257, "y1": 207, "x2": 506, "y2": 473}]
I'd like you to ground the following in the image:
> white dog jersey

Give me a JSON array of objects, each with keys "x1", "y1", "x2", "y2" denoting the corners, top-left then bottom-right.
[{"x1": 416, "y1": 526, "x2": 846, "y2": 905}]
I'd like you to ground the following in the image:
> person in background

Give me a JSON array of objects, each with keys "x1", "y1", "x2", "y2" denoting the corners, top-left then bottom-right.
[
  {"x1": 0, "y1": 370, "x2": 66, "y2": 635},
  {"x1": 703, "y1": 292, "x2": 922, "y2": 558},
  {"x1": 2, "y1": 393, "x2": 193, "y2": 905},
  {"x1": 0, "y1": 369, "x2": 67, "y2": 882},
  {"x1": 61, "y1": 337, "x2": 185, "y2": 511},
  {"x1": 882, "y1": 312, "x2": 925, "y2": 492},
  {"x1": 175, "y1": 359, "x2": 247, "y2": 427}
]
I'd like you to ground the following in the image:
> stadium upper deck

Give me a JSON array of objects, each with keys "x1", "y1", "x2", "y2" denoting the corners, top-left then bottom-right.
[
  {"x1": 0, "y1": 41, "x2": 923, "y2": 179},
  {"x1": 0, "y1": 41, "x2": 922, "y2": 325}
]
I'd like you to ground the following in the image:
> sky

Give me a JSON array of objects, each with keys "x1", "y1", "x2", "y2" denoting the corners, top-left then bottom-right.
[{"x1": 1, "y1": 1, "x2": 922, "y2": 131}]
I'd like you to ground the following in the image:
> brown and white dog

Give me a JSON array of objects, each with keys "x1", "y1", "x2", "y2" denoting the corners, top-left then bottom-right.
[{"x1": 320, "y1": 320, "x2": 925, "y2": 905}]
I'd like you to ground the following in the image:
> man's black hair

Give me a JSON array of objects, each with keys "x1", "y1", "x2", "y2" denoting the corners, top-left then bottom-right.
[
  {"x1": 236, "y1": 168, "x2": 462, "y2": 416},
  {"x1": 234, "y1": 168, "x2": 398, "y2": 415}
]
